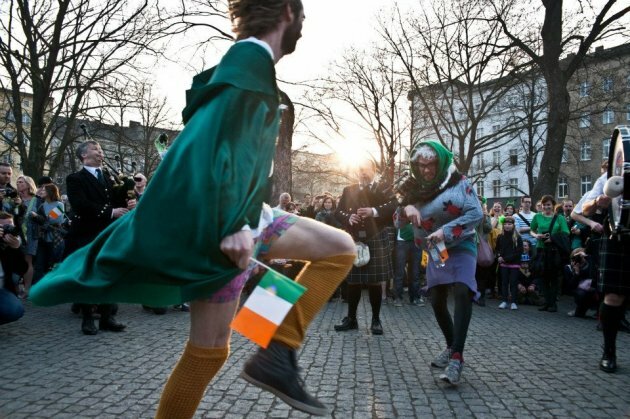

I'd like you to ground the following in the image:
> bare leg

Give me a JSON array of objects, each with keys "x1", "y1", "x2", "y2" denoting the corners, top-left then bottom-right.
[{"x1": 265, "y1": 216, "x2": 355, "y2": 261}]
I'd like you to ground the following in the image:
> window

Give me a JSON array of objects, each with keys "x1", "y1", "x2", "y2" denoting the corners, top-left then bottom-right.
[
  {"x1": 509, "y1": 149, "x2": 518, "y2": 166},
  {"x1": 493, "y1": 151, "x2": 500, "y2": 166},
  {"x1": 508, "y1": 178, "x2": 518, "y2": 197},
  {"x1": 580, "y1": 141, "x2": 592, "y2": 161},
  {"x1": 492, "y1": 124, "x2": 501, "y2": 133},
  {"x1": 561, "y1": 149, "x2": 568, "y2": 163},
  {"x1": 476, "y1": 153, "x2": 485, "y2": 170},
  {"x1": 602, "y1": 138, "x2": 610, "y2": 160},
  {"x1": 476, "y1": 181, "x2": 485, "y2": 197},
  {"x1": 581, "y1": 175, "x2": 592, "y2": 196},
  {"x1": 557, "y1": 176, "x2": 568, "y2": 198},
  {"x1": 22, "y1": 100, "x2": 29, "y2": 108},
  {"x1": 579, "y1": 81, "x2": 590, "y2": 97},
  {"x1": 22, "y1": 114, "x2": 31, "y2": 125},
  {"x1": 579, "y1": 113, "x2": 590, "y2": 128},
  {"x1": 1, "y1": 155, "x2": 11, "y2": 164},
  {"x1": 626, "y1": 103, "x2": 630, "y2": 121},
  {"x1": 493, "y1": 179, "x2": 501, "y2": 197},
  {"x1": 3, "y1": 131, "x2": 14, "y2": 141},
  {"x1": 603, "y1": 76, "x2": 614, "y2": 93},
  {"x1": 476, "y1": 127, "x2": 484, "y2": 138},
  {"x1": 627, "y1": 75, "x2": 630, "y2": 89},
  {"x1": 602, "y1": 107, "x2": 614, "y2": 125},
  {"x1": 5, "y1": 111, "x2": 15, "y2": 122}
]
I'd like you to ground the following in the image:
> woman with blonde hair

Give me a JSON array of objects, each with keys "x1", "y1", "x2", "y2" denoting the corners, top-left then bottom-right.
[
  {"x1": 32, "y1": 183, "x2": 66, "y2": 283},
  {"x1": 495, "y1": 216, "x2": 524, "y2": 310},
  {"x1": 16, "y1": 175, "x2": 40, "y2": 297}
]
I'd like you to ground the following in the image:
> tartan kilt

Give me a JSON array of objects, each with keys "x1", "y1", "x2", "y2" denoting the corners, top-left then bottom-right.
[
  {"x1": 597, "y1": 235, "x2": 630, "y2": 296},
  {"x1": 347, "y1": 228, "x2": 394, "y2": 285}
]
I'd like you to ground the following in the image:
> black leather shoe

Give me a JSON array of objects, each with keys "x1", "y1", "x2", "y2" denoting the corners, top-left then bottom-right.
[
  {"x1": 99, "y1": 316, "x2": 126, "y2": 332},
  {"x1": 241, "y1": 341, "x2": 328, "y2": 416},
  {"x1": 370, "y1": 319, "x2": 383, "y2": 335},
  {"x1": 538, "y1": 305, "x2": 549, "y2": 311},
  {"x1": 599, "y1": 353, "x2": 617, "y2": 373},
  {"x1": 81, "y1": 317, "x2": 98, "y2": 335},
  {"x1": 71, "y1": 303, "x2": 81, "y2": 315},
  {"x1": 334, "y1": 317, "x2": 358, "y2": 331},
  {"x1": 547, "y1": 305, "x2": 558, "y2": 313}
]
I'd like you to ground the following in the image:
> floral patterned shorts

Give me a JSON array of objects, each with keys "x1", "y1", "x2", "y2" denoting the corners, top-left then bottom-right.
[{"x1": 207, "y1": 209, "x2": 299, "y2": 303}]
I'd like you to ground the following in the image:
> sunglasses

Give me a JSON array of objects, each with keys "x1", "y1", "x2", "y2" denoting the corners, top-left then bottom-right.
[{"x1": 133, "y1": 177, "x2": 143, "y2": 182}]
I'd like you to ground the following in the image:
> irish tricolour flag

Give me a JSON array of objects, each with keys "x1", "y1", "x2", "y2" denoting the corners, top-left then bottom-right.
[
  {"x1": 48, "y1": 207, "x2": 63, "y2": 220},
  {"x1": 231, "y1": 266, "x2": 306, "y2": 348}
]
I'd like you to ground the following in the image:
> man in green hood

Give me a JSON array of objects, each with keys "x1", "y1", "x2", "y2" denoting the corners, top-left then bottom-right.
[{"x1": 29, "y1": 0, "x2": 355, "y2": 417}]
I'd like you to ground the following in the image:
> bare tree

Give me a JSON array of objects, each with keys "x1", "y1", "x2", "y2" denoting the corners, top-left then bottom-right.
[
  {"x1": 0, "y1": 0, "x2": 169, "y2": 178},
  {"x1": 485, "y1": 0, "x2": 630, "y2": 200},
  {"x1": 316, "y1": 47, "x2": 410, "y2": 186},
  {"x1": 379, "y1": 0, "x2": 529, "y2": 179}
]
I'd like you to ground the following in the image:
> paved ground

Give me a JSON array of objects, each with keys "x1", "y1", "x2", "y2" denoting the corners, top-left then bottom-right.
[{"x1": 1, "y1": 294, "x2": 629, "y2": 418}]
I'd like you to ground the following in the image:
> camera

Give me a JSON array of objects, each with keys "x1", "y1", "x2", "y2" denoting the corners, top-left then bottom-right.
[
  {"x1": 1, "y1": 223, "x2": 19, "y2": 236},
  {"x1": 0, "y1": 187, "x2": 18, "y2": 199}
]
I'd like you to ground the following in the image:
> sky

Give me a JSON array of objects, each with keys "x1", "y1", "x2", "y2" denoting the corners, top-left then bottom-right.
[{"x1": 151, "y1": 0, "x2": 402, "y2": 156}]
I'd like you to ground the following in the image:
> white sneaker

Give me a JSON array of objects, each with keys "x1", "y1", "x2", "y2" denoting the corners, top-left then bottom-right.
[
  {"x1": 510, "y1": 303, "x2": 518, "y2": 310},
  {"x1": 498, "y1": 302, "x2": 508, "y2": 309}
]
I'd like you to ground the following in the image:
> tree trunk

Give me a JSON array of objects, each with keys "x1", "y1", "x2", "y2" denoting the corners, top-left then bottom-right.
[
  {"x1": 532, "y1": 71, "x2": 569, "y2": 202},
  {"x1": 271, "y1": 91, "x2": 294, "y2": 204}
]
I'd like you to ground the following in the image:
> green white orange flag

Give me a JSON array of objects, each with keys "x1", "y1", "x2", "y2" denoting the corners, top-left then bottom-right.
[
  {"x1": 231, "y1": 262, "x2": 306, "y2": 348},
  {"x1": 48, "y1": 207, "x2": 63, "y2": 220}
]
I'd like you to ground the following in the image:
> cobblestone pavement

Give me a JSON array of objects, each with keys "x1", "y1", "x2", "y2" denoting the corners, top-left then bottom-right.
[{"x1": 1, "y1": 294, "x2": 629, "y2": 418}]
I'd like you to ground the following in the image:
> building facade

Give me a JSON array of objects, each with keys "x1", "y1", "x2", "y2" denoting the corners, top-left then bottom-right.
[{"x1": 409, "y1": 42, "x2": 630, "y2": 205}]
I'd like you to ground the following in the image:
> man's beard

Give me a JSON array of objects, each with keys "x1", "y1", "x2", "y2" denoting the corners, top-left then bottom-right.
[{"x1": 281, "y1": 18, "x2": 302, "y2": 55}]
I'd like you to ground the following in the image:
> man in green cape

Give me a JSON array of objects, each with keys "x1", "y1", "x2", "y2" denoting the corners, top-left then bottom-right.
[{"x1": 29, "y1": 0, "x2": 356, "y2": 417}]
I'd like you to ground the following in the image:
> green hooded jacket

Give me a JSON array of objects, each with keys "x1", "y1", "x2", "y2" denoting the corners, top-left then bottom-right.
[{"x1": 30, "y1": 42, "x2": 281, "y2": 307}]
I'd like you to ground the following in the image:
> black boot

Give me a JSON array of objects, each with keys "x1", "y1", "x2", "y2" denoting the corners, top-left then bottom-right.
[
  {"x1": 334, "y1": 316, "x2": 358, "y2": 331},
  {"x1": 241, "y1": 341, "x2": 328, "y2": 416},
  {"x1": 370, "y1": 318, "x2": 383, "y2": 335},
  {"x1": 98, "y1": 305, "x2": 126, "y2": 332},
  {"x1": 599, "y1": 351, "x2": 617, "y2": 373},
  {"x1": 81, "y1": 316, "x2": 98, "y2": 335}
]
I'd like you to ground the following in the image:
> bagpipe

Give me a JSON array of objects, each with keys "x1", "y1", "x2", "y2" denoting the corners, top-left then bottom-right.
[
  {"x1": 79, "y1": 124, "x2": 136, "y2": 205},
  {"x1": 604, "y1": 125, "x2": 630, "y2": 237},
  {"x1": 154, "y1": 132, "x2": 170, "y2": 159}
]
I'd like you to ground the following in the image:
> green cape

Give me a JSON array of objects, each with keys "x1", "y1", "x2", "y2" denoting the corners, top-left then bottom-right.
[{"x1": 30, "y1": 42, "x2": 281, "y2": 306}]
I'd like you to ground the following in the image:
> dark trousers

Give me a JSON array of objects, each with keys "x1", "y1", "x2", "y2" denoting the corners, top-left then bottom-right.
[
  {"x1": 541, "y1": 248, "x2": 560, "y2": 307},
  {"x1": 33, "y1": 241, "x2": 62, "y2": 283},
  {"x1": 500, "y1": 267, "x2": 519, "y2": 304},
  {"x1": 430, "y1": 283, "x2": 473, "y2": 354},
  {"x1": 394, "y1": 240, "x2": 422, "y2": 302}
]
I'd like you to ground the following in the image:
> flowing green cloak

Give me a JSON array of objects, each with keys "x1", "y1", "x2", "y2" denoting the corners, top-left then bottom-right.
[{"x1": 30, "y1": 42, "x2": 281, "y2": 307}]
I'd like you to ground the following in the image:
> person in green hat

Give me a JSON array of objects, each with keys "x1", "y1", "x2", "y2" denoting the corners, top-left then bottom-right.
[{"x1": 396, "y1": 140, "x2": 483, "y2": 386}]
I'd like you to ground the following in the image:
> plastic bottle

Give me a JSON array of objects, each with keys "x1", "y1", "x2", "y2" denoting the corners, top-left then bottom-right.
[{"x1": 428, "y1": 241, "x2": 448, "y2": 268}]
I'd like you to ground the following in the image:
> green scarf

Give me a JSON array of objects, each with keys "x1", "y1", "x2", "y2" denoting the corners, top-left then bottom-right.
[{"x1": 409, "y1": 140, "x2": 453, "y2": 190}]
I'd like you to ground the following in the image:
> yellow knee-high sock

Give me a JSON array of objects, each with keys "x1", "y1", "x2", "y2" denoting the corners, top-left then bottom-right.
[
  {"x1": 155, "y1": 341, "x2": 229, "y2": 419},
  {"x1": 274, "y1": 253, "x2": 355, "y2": 348}
]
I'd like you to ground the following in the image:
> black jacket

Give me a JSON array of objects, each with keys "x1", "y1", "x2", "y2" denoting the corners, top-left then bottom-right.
[
  {"x1": 495, "y1": 232, "x2": 523, "y2": 265},
  {"x1": 335, "y1": 183, "x2": 397, "y2": 241},
  {"x1": 65, "y1": 168, "x2": 123, "y2": 253},
  {"x1": 1, "y1": 245, "x2": 28, "y2": 295}
]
